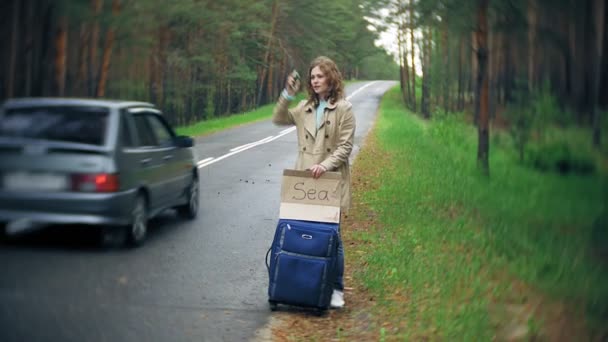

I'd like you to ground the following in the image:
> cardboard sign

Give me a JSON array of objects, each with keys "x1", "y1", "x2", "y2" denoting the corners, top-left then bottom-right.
[{"x1": 279, "y1": 169, "x2": 342, "y2": 223}]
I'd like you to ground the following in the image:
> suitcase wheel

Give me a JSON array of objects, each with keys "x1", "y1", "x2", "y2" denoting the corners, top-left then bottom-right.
[
  {"x1": 269, "y1": 301, "x2": 278, "y2": 311},
  {"x1": 314, "y1": 308, "x2": 326, "y2": 317}
]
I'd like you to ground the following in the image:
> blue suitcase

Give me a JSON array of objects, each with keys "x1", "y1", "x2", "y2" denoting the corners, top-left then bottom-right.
[{"x1": 266, "y1": 219, "x2": 339, "y2": 312}]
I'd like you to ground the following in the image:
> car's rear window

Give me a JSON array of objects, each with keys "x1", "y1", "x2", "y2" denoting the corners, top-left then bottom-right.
[{"x1": 0, "y1": 106, "x2": 109, "y2": 145}]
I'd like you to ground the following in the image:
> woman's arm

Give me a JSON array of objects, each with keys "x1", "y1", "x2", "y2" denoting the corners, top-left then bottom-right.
[
  {"x1": 272, "y1": 94, "x2": 296, "y2": 126},
  {"x1": 272, "y1": 73, "x2": 300, "y2": 126},
  {"x1": 320, "y1": 101, "x2": 356, "y2": 171}
]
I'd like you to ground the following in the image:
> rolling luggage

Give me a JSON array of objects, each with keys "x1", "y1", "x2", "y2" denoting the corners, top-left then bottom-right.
[{"x1": 266, "y1": 218, "x2": 340, "y2": 312}]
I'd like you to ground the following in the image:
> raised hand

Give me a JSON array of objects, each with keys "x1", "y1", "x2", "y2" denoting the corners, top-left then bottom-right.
[{"x1": 286, "y1": 71, "x2": 301, "y2": 96}]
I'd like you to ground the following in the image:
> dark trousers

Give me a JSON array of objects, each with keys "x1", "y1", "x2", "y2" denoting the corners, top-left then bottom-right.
[{"x1": 335, "y1": 218, "x2": 344, "y2": 291}]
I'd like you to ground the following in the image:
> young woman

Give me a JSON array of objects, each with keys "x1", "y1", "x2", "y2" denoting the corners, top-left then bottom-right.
[{"x1": 272, "y1": 56, "x2": 355, "y2": 308}]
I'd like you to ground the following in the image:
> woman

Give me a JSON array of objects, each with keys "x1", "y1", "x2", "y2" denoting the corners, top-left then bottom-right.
[{"x1": 272, "y1": 56, "x2": 355, "y2": 308}]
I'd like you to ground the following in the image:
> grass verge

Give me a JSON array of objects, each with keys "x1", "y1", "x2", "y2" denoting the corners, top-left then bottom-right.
[
  {"x1": 271, "y1": 86, "x2": 608, "y2": 341},
  {"x1": 174, "y1": 93, "x2": 306, "y2": 137}
]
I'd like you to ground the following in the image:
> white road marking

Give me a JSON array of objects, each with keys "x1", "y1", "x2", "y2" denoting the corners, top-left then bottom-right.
[
  {"x1": 197, "y1": 129, "x2": 293, "y2": 169},
  {"x1": 346, "y1": 81, "x2": 377, "y2": 100},
  {"x1": 197, "y1": 81, "x2": 378, "y2": 169},
  {"x1": 197, "y1": 157, "x2": 214, "y2": 166},
  {"x1": 230, "y1": 136, "x2": 274, "y2": 152}
]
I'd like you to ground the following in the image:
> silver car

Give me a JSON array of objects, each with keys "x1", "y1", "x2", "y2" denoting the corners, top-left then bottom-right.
[{"x1": 0, "y1": 98, "x2": 199, "y2": 247}]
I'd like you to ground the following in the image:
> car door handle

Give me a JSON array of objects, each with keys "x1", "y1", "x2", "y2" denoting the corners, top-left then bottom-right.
[
  {"x1": 163, "y1": 155, "x2": 173, "y2": 161},
  {"x1": 140, "y1": 158, "x2": 152, "y2": 165}
]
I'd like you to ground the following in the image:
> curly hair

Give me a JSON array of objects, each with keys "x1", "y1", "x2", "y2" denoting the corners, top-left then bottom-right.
[{"x1": 305, "y1": 56, "x2": 345, "y2": 105}]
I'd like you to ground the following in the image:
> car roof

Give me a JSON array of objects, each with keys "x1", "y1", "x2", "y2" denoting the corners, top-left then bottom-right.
[{"x1": 1, "y1": 97, "x2": 155, "y2": 110}]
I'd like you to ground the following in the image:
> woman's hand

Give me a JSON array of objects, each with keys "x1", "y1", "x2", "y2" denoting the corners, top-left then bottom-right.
[
  {"x1": 309, "y1": 164, "x2": 327, "y2": 179},
  {"x1": 285, "y1": 73, "x2": 301, "y2": 96}
]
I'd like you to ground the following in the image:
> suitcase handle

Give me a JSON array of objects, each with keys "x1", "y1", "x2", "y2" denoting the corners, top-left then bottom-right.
[{"x1": 265, "y1": 247, "x2": 272, "y2": 271}]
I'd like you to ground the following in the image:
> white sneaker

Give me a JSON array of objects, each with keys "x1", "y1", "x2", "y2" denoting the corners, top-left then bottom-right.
[{"x1": 330, "y1": 290, "x2": 345, "y2": 309}]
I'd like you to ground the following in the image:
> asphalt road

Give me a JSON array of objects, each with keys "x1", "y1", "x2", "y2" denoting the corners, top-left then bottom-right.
[{"x1": 0, "y1": 80, "x2": 397, "y2": 342}]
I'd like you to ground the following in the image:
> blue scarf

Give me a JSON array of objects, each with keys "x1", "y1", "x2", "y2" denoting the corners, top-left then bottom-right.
[{"x1": 316, "y1": 100, "x2": 328, "y2": 134}]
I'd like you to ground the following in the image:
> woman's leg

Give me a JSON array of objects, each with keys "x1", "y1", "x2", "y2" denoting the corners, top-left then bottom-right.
[
  {"x1": 331, "y1": 221, "x2": 346, "y2": 308},
  {"x1": 335, "y1": 229, "x2": 344, "y2": 290}
]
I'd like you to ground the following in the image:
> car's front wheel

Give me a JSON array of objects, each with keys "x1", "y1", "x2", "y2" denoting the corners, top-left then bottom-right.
[
  {"x1": 127, "y1": 194, "x2": 148, "y2": 247},
  {"x1": 177, "y1": 177, "x2": 199, "y2": 220}
]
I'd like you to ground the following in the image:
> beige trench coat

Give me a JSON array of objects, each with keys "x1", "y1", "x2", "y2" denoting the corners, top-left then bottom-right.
[{"x1": 272, "y1": 95, "x2": 355, "y2": 212}]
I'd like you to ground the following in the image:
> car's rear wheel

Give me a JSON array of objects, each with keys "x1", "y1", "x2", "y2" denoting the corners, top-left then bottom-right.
[
  {"x1": 127, "y1": 194, "x2": 148, "y2": 247},
  {"x1": 0, "y1": 222, "x2": 7, "y2": 243},
  {"x1": 177, "y1": 177, "x2": 199, "y2": 220}
]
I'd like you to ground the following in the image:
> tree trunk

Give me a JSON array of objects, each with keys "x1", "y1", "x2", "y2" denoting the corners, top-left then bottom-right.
[
  {"x1": 54, "y1": 16, "x2": 68, "y2": 96},
  {"x1": 149, "y1": 29, "x2": 160, "y2": 105},
  {"x1": 256, "y1": 0, "x2": 279, "y2": 107},
  {"x1": 503, "y1": 29, "x2": 513, "y2": 103},
  {"x1": 489, "y1": 26, "x2": 500, "y2": 119},
  {"x1": 96, "y1": 31, "x2": 114, "y2": 98},
  {"x1": 422, "y1": 27, "x2": 432, "y2": 119},
  {"x1": 266, "y1": 42, "x2": 275, "y2": 103},
  {"x1": 240, "y1": 82, "x2": 247, "y2": 114},
  {"x1": 77, "y1": 23, "x2": 89, "y2": 97},
  {"x1": 149, "y1": 34, "x2": 159, "y2": 104},
  {"x1": 527, "y1": 0, "x2": 537, "y2": 92},
  {"x1": 6, "y1": 1, "x2": 20, "y2": 98},
  {"x1": 399, "y1": 22, "x2": 411, "y2": 107},
  {"x1": 591, "y1": 0, "x2": 605, "y2": 147},
  {"x1": 420, "y1": 29, "x2": 427, "y2": 117},
  {"x1": 569, "y1": 0, "x2": 587, "y2": 120},
  {"x1": 151, "y1": 25, "x2": 169, "y2": 107},
  {"x1": 278, "y1": 50, "x2": 288, "y2": 99},
  {"x1": 476, "y1": 0, "x2": 490, "y2": 176},
  {"x1": 96, "y1": 0, "x2": 120, "y2": 98},
  {"x1": 89, "y1": 0, "x2": 102, "y2": 96},
  {"x1": 472, "y1": 30, "x2": 479, "y2": 124},
  {"x1": 24, "y1": 0, "x2": 34, "y2": 97},
  {"x1": 399, "y1": 33, "x2": 405, "y2": 91},
  {"x1": 441, "y1": 21, "x2": 449, "y2": 112},
  {"x1": 36, "y1": 3, "x2": 54, "y2": 97},
  {"x1": 404, "y1": 48, "x2": 412, "y2": 107},
  {"x1": 601, "y1": 2, "x2": 608, "y2": 109},
  {"x1": 409, "y1": 0, "x2": 416, "y2": 112},
  {"x1": 457, "y1": 36, "x2": 465, "y2": 110}
]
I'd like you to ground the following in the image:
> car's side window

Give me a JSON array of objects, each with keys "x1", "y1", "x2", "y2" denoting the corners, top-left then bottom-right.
[
  {"x1": 119, "y1": 114, "x2": 134, "y2": 147},
  {"x1": 132, "y1": 114, "x2": 158, "y2": 147},
  {"x1": 146, "y1": 115, "x2": 174, "y2": 147}
]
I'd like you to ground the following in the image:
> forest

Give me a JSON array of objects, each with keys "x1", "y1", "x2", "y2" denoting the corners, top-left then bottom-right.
[
  {"x1": 0, "y1": 0, "x2": 606, "y2": 166},
  {"x1": 0, "y1": 0, "x2": 398, "y2": 126},
  {"x1": 376, "y1": 0, "x2": 606, "y2": 174}
]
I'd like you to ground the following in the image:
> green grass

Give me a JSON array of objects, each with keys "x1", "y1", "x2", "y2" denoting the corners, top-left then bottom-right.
[
  {"x1": 174, "y1": 93, "x2": 306, "y2": 137},
  {"x1": 351, "y1": 86, "x2": 608, "y2": 339},
  {"x1": 174, "y1": 103, "x2": 274, "y2": 137}
]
